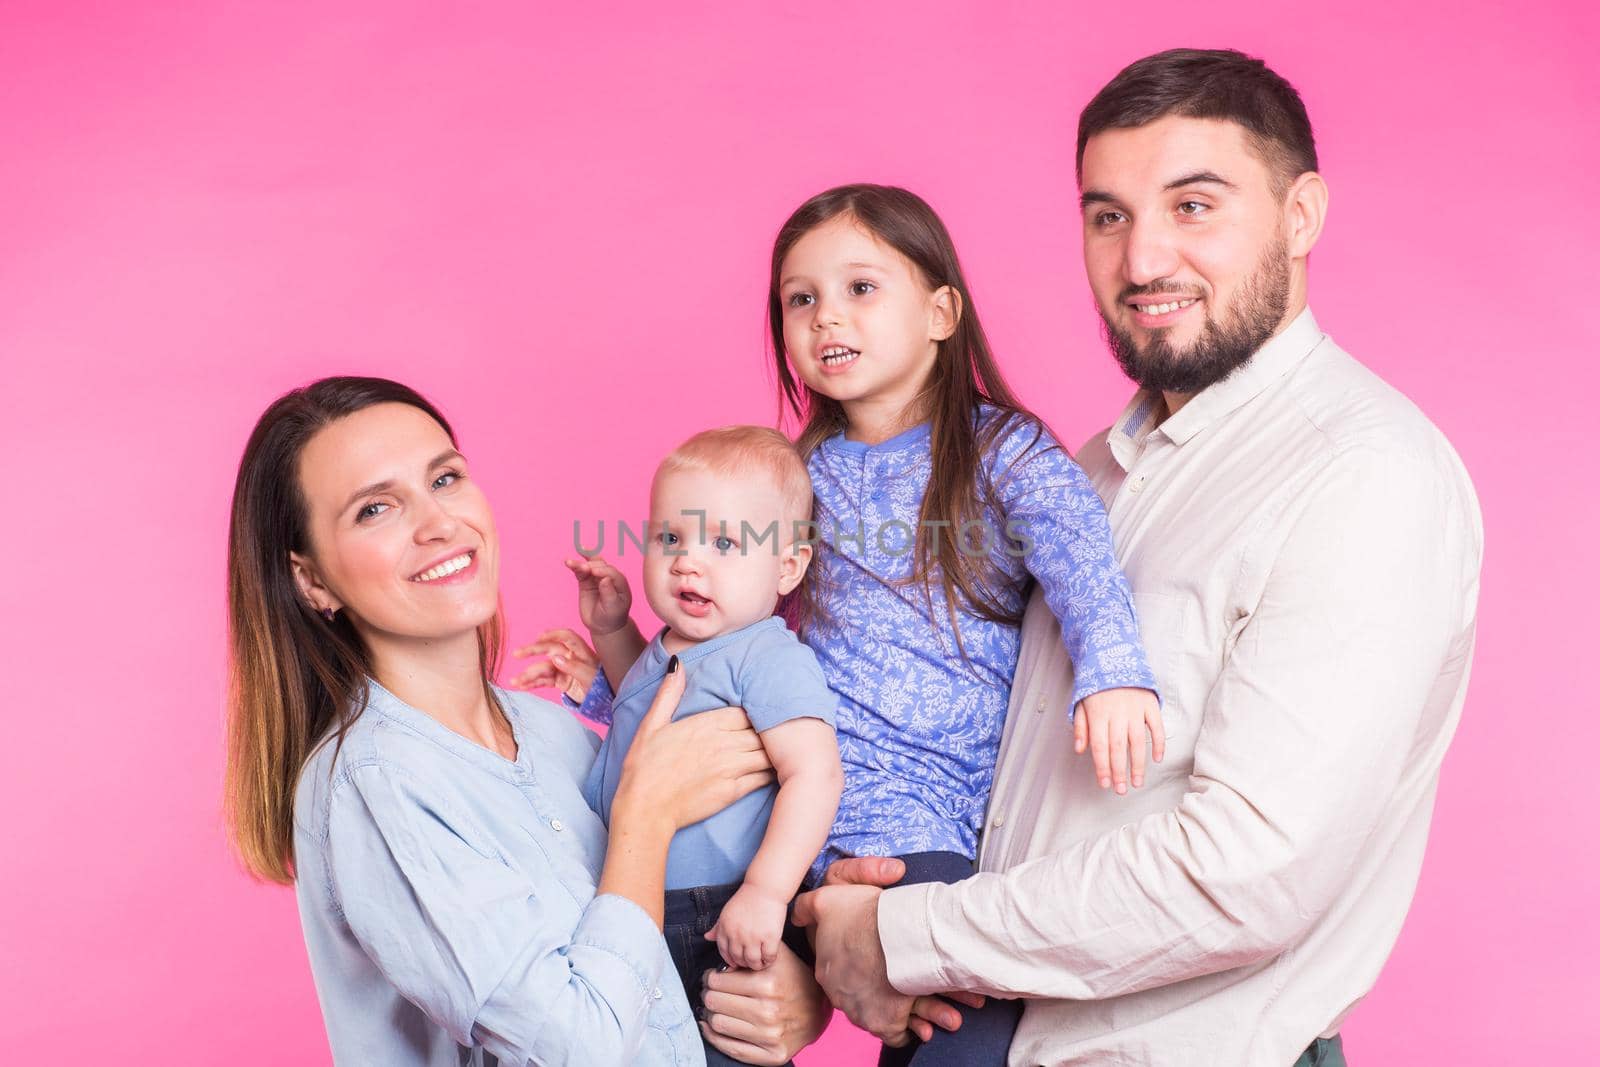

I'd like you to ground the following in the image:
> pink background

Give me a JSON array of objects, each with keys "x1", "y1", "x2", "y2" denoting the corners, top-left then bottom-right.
[{"x1": 2, "y1": 1, "x2": 1595, "y2": 1062}]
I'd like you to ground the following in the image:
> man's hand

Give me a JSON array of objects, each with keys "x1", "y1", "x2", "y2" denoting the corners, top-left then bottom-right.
[
  {"x1": 805, "y1": 857, "x2": 984, "y2": 1043},
  {"x1": 791, "y1": 883, "x2": 914, "y2": 1043},
  {"x1": 699, "y1": 938, "x2": 831, "y2": 1066}
]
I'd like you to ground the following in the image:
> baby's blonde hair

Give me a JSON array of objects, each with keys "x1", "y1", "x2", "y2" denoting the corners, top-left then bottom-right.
[{"x1": 656, "y1": 425, "x2": 813, "y2": 531}]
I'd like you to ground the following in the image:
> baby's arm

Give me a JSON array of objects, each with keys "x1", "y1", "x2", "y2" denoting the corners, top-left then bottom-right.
[
  {"x1": 709, "y1": 718, "x2": 842, "y2": 970},
  {"x1": 564, "y1": 555, "x2": 648, "y2": 684}
]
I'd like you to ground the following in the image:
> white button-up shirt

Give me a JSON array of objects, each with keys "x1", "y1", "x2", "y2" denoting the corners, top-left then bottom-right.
[{"x1": 877, "y1": 309, "x2": 1483, "y2": 1066}]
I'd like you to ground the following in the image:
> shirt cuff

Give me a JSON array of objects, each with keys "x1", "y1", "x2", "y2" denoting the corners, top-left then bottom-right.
[
  {"x1": 877, "y1": 882, "x2": 952, "y2": 996},
  {"x1": 574, "y1": 892, "x2": 671, "y2": 995},
  {"x1": 1067, "y1": 661, "x2": 1160, "y2": 717},
  {"x1": 564, "y1": 669, "x2": 616, "y2": 726}
]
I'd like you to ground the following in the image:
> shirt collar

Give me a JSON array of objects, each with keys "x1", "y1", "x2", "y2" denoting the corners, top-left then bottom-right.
[{"x1": 1107, "y1": 306, "x2": 1325, "y2": 471}]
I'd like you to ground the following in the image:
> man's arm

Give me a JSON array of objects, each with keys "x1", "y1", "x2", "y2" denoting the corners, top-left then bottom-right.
[{"x1": 880, "y1": 446, "x2": 1479, "y2": 1000}]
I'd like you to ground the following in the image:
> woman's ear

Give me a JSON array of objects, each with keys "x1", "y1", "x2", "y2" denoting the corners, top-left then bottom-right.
[
  {"x1": 929, "y1": 285, "x2": 963, "y2": 342},
  {"x1": 289, "y1": 551, "x2": 343, "y2": 616},
  {"x1": 777, "y1": 542, "x2": 815, "y2": 596}
]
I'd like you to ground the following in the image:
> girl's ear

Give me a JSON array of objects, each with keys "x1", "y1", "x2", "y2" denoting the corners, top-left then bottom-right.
[
  {"x1": 290, "y1": 551, "x2": 344, "y2": 616},
  {"x1": 929, "y1": 285, "x2": 963, "y2": 342},
  {"x1": 777, "y1": 541, "x2": 815, "y2": 596}
]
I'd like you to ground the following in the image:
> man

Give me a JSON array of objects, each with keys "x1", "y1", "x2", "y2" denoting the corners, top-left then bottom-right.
[{"x1": 792, "y1": 48, "x2": 1483, "y2": 1066}]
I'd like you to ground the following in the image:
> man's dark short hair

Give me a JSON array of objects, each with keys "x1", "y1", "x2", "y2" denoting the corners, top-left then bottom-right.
[{"x1": 1076, "y1": 48, "x2": 1317, "y2": 195}]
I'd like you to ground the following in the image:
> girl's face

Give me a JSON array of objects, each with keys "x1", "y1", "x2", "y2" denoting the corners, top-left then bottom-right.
[
  {"x1": 778, "y1": 214, "x2": 958, "y2": 428},
  {"x1": 290, "y1": 402, "x2": 500, "y2": 657}
]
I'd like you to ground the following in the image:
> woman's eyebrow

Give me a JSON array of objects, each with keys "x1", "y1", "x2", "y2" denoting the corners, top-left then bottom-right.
[
  {"x1": 342, "y1": 450, "x2": 464, "y2": 511},
  {"x1": 428, "y1": 448, "x2": 464, "y2": 469}
]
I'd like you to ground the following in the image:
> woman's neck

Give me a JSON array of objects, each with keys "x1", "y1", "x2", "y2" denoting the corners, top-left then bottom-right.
[{"x1": 368, "y1": 633, "x2": 515, "y2": 760}]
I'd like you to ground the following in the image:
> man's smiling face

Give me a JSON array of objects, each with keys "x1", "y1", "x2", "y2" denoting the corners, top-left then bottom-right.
[{"x1": 1080, "y1": 115, "x2": 1303, "y2": 397}]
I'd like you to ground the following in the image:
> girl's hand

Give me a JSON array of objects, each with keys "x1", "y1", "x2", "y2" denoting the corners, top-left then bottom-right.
[
  {"x1": 611, "y1": 661, "x2": 776, "y2": 833},
  {"x1": 509, "y1": 627, "x2": 598, "y2": 701},
  {"x1": 566, "y1": 555, "x2": 633, "y2": 637},
  {"x1": 1074, "y1": 687, "x2": 1165, "y2": 794},
  {"x1": 707, "y1": 883, "x2": 787, "y2": 970}
]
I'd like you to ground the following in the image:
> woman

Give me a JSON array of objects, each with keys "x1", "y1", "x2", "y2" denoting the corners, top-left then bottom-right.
[{"x1": 223, "y1": 376, "x2": 829, "y2": 1065}]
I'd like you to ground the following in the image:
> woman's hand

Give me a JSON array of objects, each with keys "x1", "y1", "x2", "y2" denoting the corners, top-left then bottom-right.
[
  {"x1": 509, "y1": 627, "x2": 598, "y2": 702},
  {"x1": 699, "y1": 938, "x2": 831, "y2": 1066},
  {"x1": 599, "y1": 661, "x2": 775, "y2": 928},
  {"x1": 610, "y1": 660, "x2": 775, "y2": 833},
  {"x1": 1074, "y1": 686, "x2": 1165, "y2": 794},
  {"x1": 566, "y1": 554, "x2": 633, "y2": 638}
]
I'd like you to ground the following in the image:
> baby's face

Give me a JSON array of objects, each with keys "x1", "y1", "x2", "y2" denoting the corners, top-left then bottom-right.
[{"x1": 643, "y1": 465, "x2": 810, "y2": 645}]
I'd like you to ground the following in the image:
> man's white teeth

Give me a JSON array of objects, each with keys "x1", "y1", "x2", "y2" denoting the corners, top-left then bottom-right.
[
  {"x1": 412, "y1": 552, "x2": 472, "y2": 582},
  {"x1": 1136, "y1": 298, "x2": 1198, "y2": 315},
  {"x1": 821, "y1": 345, "x2": 859, "y2": 366}
]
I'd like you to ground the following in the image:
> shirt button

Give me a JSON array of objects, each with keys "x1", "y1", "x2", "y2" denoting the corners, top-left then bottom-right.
[
  {"x1": 991, "y1": 815, "x2": 1005, "y2": 829},
  {"x1": 1035, "y1": 695, "x2": 1047, "y2": 713},
  {"x1": 651, "y1": 987, "x2": 663, "y2": 1000},
  {"x1": 1128, "y1": 473, "x2": 1149, "y2": 494},
  {"x1": 549, "y1": 818, "x2": 564, "y2": 832}
]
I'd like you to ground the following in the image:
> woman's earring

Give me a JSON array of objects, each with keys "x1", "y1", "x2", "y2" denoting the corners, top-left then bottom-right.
[{"x1": 321, "y1": 607, "x2": 335, "y2": 623}]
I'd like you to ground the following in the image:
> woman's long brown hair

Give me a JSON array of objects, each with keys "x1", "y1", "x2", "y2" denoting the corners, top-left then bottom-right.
[
  {"x1": 769, "y1": 184, "x2": 1053, "y2": 650},
  {"x1": 225, "y1": 377, "x2": 503, "y2": 884}
]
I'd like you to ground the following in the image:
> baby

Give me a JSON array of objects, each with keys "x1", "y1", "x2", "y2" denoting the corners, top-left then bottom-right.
[{"x1": 560, "y1": 426, "x2": 842, "y2": 1051}]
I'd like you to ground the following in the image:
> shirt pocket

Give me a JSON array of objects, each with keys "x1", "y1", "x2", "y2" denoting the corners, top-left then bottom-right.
[{"x1": 1132, "y1": 589, "x2": 1189, "y2": 739}]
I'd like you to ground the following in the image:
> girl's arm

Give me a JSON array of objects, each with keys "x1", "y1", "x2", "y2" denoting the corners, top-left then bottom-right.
[
  {"x1": 710, "y1": 717, "x2": 843, "y2": 969},
  {"x1": 998, "y1": 422, "x2": 1162, "y2": 790}
]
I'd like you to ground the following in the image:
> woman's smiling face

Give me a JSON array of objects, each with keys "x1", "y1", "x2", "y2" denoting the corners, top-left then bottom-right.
[{"x1": 290, "y1": 402, "x2": 500, "y2": 650}]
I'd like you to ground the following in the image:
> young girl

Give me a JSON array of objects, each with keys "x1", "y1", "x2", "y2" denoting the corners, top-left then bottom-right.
[
  {"x1": 521, "y1": 184, "x2": 1162, "y2": 1066},
  {"x1": 767, "y1": 183, "x2": 1162, "y2": 1066}
]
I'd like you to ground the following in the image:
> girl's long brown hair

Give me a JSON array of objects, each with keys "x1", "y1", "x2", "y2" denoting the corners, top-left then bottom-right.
[
  {"x1": 769, "y1": 184, "x2": 1053, "y2": 648},
  {"x1": 225, "y1": 377, "x2": 503, "y2": 884}
]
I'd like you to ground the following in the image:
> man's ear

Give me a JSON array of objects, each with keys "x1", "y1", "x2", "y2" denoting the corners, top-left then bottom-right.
[
  {"x1": 777, "y1": 541, "x2": 815, "y2": 596},
  {"x1": 929, "y1": 285, "x2": 963, "y2": 342},
  {"x1": 1284, "y1": 170, "x2": 1328, "y2": 260},
  {"x1": 289, "y1": 551, "x2": 343, "y2": 616}
]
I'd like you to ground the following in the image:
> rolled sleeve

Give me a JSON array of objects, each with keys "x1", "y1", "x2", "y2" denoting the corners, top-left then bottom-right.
[{"x1": 328, "y1": 761, "x2": 666, "y2": 1065}]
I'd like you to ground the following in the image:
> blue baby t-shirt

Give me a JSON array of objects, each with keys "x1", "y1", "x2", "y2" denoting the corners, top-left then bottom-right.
[{"x1": 583, "y1": 616, "x2": 837, "y2": 889}]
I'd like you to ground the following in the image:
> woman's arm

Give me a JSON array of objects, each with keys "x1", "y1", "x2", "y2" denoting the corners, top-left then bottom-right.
[
  {"x1": 326, "y1": 664, "x2": 773, "y2": 1064},
  {"x1": 328, "y1": 763, "x2": 669, "y2": 1066},
  {"x1": 599, "y1": 661, "x2": 774, "y2": 926}
]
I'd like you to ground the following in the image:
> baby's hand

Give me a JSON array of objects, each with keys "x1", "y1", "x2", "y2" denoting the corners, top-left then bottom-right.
[
  {"x1": 509, "y1": 628, "x2": 599, "y2": 702},
  {"x1": 566, "y1": 555, "x2": 633, "y2": 637},
  {"x1": 1074, "y1": 687, "x2": 1165, "y2": 794},
  {"x1": 707, "y1": 883, "x2": 788, "y2": 971}
]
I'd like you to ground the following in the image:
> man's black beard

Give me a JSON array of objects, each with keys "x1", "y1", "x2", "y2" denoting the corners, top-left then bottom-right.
[{"x1": 1101, "y1": 239, "x2": 1292, "y2": 397}]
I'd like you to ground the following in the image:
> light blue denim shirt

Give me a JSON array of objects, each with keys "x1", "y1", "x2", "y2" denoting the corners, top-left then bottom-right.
[{"x1": 292, "y1": 680, "x2": 703, "y2": 1066}]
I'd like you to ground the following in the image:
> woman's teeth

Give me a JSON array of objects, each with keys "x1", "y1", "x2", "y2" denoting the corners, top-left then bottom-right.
[
  {"x1": 821, "y1": 345, "x2": 859, "y2": 366},
  {"x1": 411, "y1": 552, "x2": 472, "y2": 582},
  {"x1": 1136, "y1": 298, "x2": 1198, "y2": 315}
]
